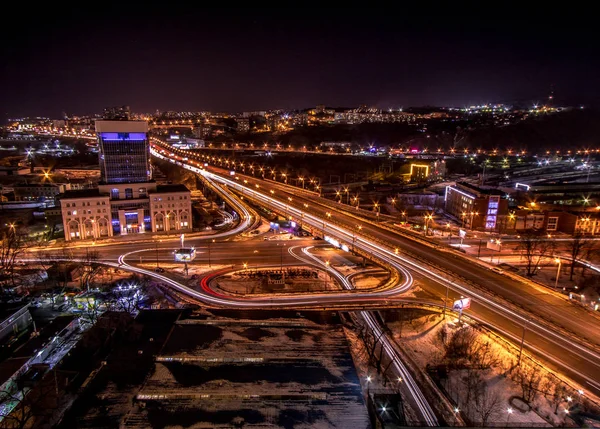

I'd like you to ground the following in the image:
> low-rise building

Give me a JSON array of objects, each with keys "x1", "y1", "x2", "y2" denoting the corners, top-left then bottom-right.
[
  {"x1": 444, "y1": 182, "x2": 508, "y2": 230},
  {"x1": 501, "y1": 209, "x2": 599, "y2": 236},
  {"x1": 13, "y1": 183, "x2": 64, "y2": 204},
  {"x1": 60, "y1": 183, "x2": 192, "y2": 241}
]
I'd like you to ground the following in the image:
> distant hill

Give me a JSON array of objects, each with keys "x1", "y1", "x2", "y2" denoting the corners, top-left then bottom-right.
[{"x1": 464, "y1": 108, "x2": 600, "y2": 151}]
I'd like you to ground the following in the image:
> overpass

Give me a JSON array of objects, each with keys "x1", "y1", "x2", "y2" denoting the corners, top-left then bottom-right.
[{"x1": 150, "y1": 138, "x2": 600, "y2": 399}]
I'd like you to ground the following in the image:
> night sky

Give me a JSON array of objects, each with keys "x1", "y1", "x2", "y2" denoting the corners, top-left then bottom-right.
[{"x1": 1, "y1": 6, "x2": 598, "y2": 119}]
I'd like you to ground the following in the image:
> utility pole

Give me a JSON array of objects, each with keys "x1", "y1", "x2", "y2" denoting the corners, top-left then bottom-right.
[{"x1": 443, "y1": 283, "x2": 449, "y2": 318}]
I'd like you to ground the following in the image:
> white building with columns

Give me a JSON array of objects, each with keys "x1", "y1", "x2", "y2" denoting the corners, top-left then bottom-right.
[{"x1": 60, "y1": 182, "x2": 192, "y2": 241}]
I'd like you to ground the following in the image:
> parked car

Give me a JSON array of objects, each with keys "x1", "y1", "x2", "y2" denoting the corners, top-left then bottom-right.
[{"x1": 154, "y1": 267, "x2": 165, "y2": 273}]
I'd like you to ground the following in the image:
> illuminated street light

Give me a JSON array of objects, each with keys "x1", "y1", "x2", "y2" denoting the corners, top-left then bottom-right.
[
  {"x1": 554, "y1": 258, "x2": 562, "y2": 288},
  {"x1": 506, "y1": 407, "x2": 514, "y2": 425}
]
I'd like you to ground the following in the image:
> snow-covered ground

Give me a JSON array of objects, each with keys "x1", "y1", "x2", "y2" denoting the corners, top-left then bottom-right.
[
  {"x1": 126, "y1": 316, "x2": 369, "y2": 428},
  {"x1": 385, "y1": 310, "x2": 591, "y2": 427}
]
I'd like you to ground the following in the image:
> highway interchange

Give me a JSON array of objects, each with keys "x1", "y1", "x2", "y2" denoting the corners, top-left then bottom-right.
[
  {"x1": 150, "y1": 140, "x2": 600, "y2": 399},
  {"x1": 28, "y1": 139, "x2": 600, "y2": 425}
]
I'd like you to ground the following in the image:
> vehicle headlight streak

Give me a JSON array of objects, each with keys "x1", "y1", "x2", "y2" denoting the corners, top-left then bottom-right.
[
  {"x1": 146, "y1": 149, "x2": 600, "y2": 407},
  {"x1": 200, "y1": 169, "x2": 600, "y2": 371}
]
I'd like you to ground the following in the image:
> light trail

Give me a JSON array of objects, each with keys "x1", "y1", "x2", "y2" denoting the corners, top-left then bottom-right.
[{"x1": 200, "y1": 168, "x2": 600, "y2": 371}]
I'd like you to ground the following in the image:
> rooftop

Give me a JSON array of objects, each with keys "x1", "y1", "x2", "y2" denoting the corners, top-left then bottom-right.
[
  {"x1": 13, "y1": 183, "x2": 59, "y2": 188},
  {"x1": 152, "y1": 184, "x2": 190, "y2": 193},
  {"x1": 456, "y1": 181, "x2": 505, "y2": 196},
  {"x1": 129, "y1": 310, "x2": 368, "y2": 428},
  {"x1": 59, "y1": 189, "x2": 106, "y2": 199}
]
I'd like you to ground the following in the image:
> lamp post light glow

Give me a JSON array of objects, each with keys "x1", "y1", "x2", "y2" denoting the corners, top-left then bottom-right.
[
  {"x1": 555, "y1": 258, "x2": 562, "y2": 288},
  {"x1": 506, "y1": 407, "x2": 513, "y2": 425}
]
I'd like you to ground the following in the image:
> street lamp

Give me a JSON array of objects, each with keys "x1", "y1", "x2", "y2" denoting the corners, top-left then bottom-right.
[
  {"x1": 353, "y1": 225, "x2": 362, "y2": 252},
  {"x1": 554, "y1": 258, "x2": 562, "y2": 288},
  {"x1": 506, "y1": 407, "x2": 513, "y2": 425},
  {"x1": 323, "y1": 212, "x2": 332, "y2": 234},
  {"x1": 469, "y1": 211, "x2": 479, "y2": 230},
  {"x1": 424, "y1": 214, "x2": 433, "y2": 235}
]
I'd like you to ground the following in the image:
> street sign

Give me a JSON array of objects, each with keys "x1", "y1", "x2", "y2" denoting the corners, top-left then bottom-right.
[
  {"x1": 487, "y1": 240, "x2": 501, "y2": 251},
  {"x1": 452, "y1": 297, "x2": 471, "y2": 311},
  {"x1": 174, "y1": 247, "x2": 196, "y2": 262}
]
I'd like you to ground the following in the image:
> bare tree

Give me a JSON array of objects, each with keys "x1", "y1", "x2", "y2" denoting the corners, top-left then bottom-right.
[
  {"x1": 443, "y1": 327, "x2": 478, "y2": 368},
  {"x1": 79, "y1": 249, "x2": 101, "y2": 291},
  {"x1": 517, "y1": 232, "x2": 555, "y2": 276},
  {"x1": 566, "y1": 234, "x2": 596, "y2": 281},
  {"x1": 461, "y1": 367, "x2": 485, "y2": 412},
  {"x1": 474, "y1": 386, "x2": 502, "y2": 427},
  {"x1": 514, "y1": 364, "x2": 542, "y2": 404},
  {"x1": 550, "y1": 382, "x2": 567, "y2": 414},
  {"x1": 469, "y1": 339, "x2": 501, "y2": 370},
  {"x1": 0, "y1": 227, "x2": 29, "y2": 291}
]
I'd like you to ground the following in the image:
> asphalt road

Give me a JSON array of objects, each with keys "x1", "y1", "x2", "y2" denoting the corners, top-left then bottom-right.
[
  {"x1": 30, "y1": 145, "x2": 600, "y2": 399},
  {"x1": 195, "y1": 162, "x2": 600, "y2": 397}
]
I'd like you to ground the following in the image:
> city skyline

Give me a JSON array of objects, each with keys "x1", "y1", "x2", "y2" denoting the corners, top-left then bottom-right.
[{"x1": 1, "y1": 7, "x2": 598, "y2": 119}]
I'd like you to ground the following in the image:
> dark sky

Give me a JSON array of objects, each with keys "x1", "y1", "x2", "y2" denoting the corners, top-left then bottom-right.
[{"x1": 1, "y1": 6, "x2": 598, "y2": 119}]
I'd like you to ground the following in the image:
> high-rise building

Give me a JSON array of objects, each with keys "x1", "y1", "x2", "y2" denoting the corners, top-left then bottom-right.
[
  {"x1": 96, "y1": 120, "x2": 151, "y2": 184},
  {"x1": 59, "y1": 119, "x2": 192, "y2": 241}
]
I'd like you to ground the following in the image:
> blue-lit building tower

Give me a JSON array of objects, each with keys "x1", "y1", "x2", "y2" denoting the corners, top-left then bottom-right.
[
  {"x1": 96, "y1": 120, "x2": 151, "y2": 184},
  {"x1": 59, "y1": 118, "x2": 192, "y2": 241}
]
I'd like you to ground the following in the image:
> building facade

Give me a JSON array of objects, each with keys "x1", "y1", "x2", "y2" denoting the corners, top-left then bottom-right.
[
  {"x1": 13, "y1": 183, "x2": 64, "y2": 204},
  {"x1": 96, "y1": 120, "x2": 151, "y2": 184},
  {"x1": 445, "y1": 182, "x2": 508, "y2": 230},
  {"x1": 502, "y1": 209, "x2": 599, "y2": 236},
  {"x1": 60, "y1": 119, "x2": 192, "y2": 241}
]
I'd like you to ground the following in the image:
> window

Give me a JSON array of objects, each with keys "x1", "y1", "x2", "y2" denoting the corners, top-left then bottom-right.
[
  {"x1": 111, "y1": 189, "x2": 119, "y2": 199},
  {"x1": 547, "y1": 217, "x2": 558, "y2": 231},
  {"x1": 125, "y1": 188, "x2": 133, "y2": 199},
  {"x1": 66, "y1": 203, "x2": 70, "y2": 208},
  {"x1": 67, "y1": 211, "x2": 71, "y2": 216},
  {"x1": 102, "y1": 201, "x2": 106, "y2": 205}
]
